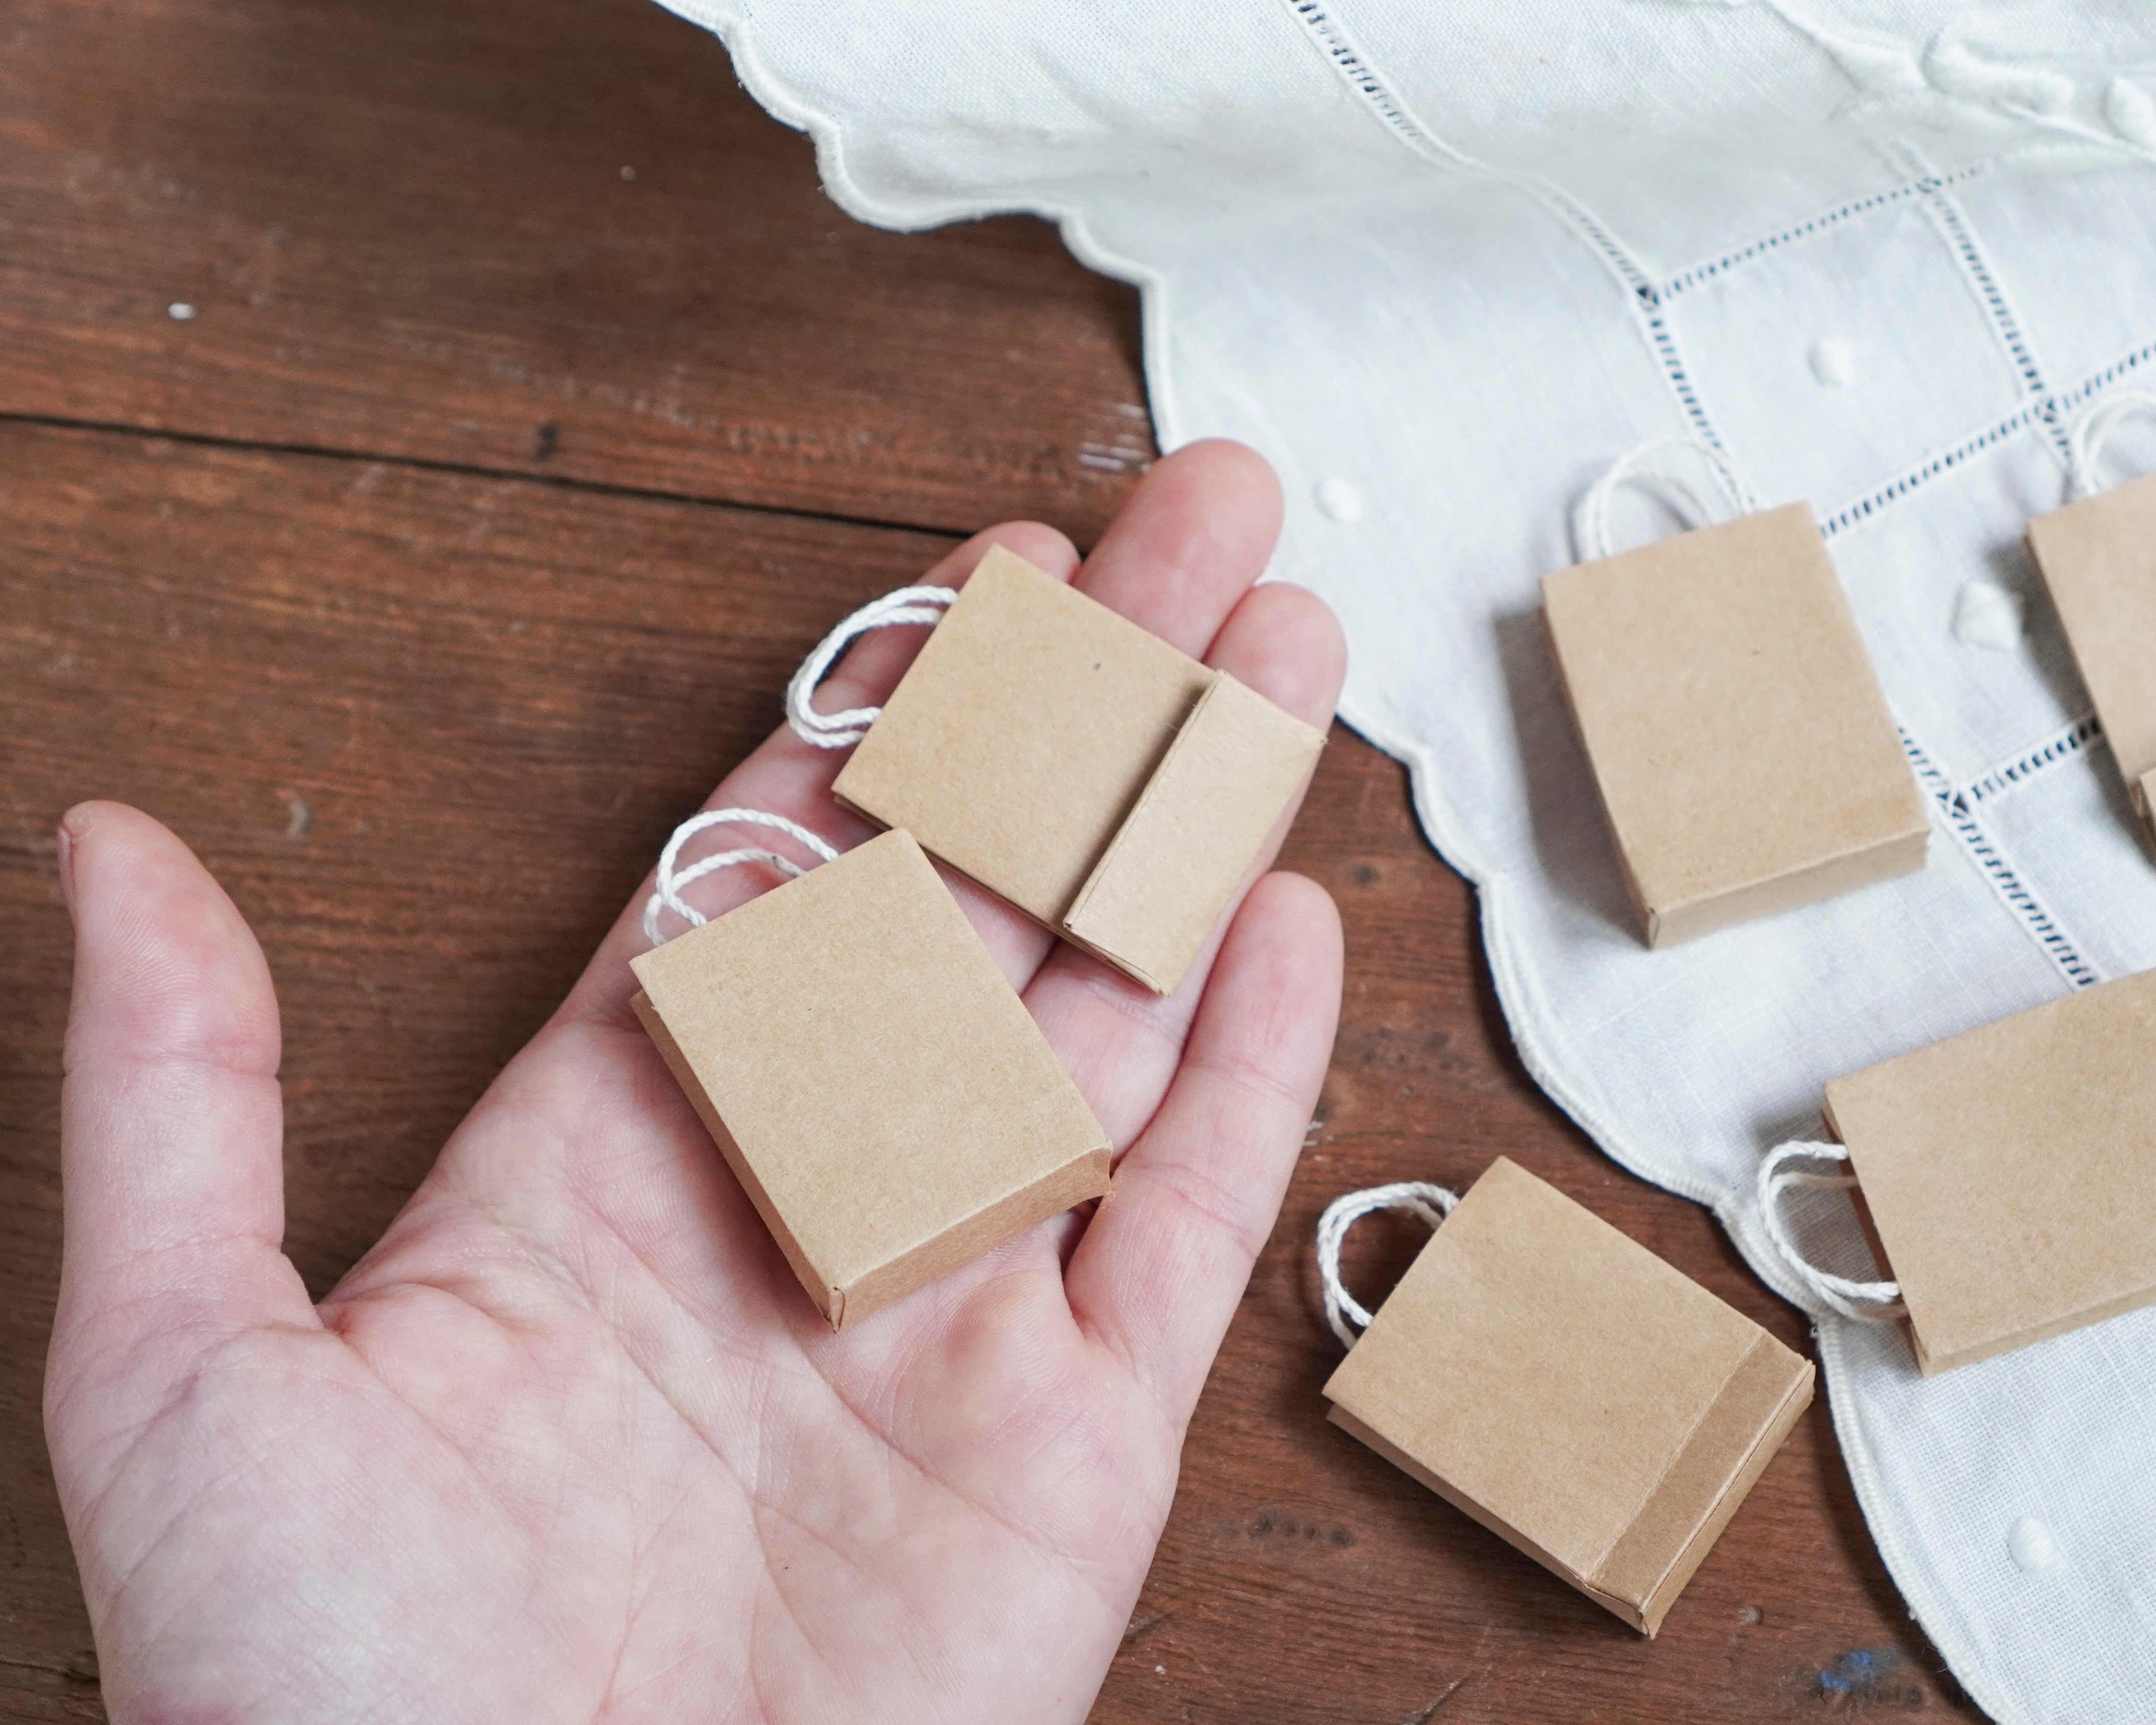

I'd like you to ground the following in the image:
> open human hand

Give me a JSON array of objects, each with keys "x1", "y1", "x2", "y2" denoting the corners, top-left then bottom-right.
[{"x1": 44, "y1": 441, "x2": 1348, "y2": 1724}]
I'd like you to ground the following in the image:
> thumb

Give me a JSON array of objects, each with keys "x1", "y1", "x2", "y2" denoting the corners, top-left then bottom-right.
[{"x1": 48, "y1": 804, "x2": 316, "y2": 1441}]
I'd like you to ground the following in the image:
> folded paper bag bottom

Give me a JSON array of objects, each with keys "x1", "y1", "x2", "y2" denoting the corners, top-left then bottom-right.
[
  {"x1": 1323, "y1": 1158, "x2": 1813, "y2": 1635},
  {"x1": 629, "y1": 828, "x2": 1113, "y2": 1329}
]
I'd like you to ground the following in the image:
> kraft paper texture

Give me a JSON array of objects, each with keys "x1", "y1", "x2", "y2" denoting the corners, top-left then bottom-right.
[
  {"x1": 1323, "y1": 1158, "x2": 1813, "y2": 1635},
  {"x1": 2027, "y1": 471, "x2": 2156, "y2": 845},
  {"x1": 630, "y1": 828, "x2": 1112, "y2": 1329},
  {"x1": 1825, "y1": 967, "x2": 2156, "y2": 1375},
  {"x1": 1541, "y1": 504, "x2": 1928, "y2": 947}
]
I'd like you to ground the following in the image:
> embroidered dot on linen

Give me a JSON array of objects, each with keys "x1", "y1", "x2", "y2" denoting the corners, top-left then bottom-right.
[
  {"x1": 1952, "y1": 580, "x2": 2024, "y2": 651},
  {"x1": 1809, "y1": 338, "x2": 1857, "y2": 387},
  {"x1": 1315, "y1": 477, "x2": 1363, "y2": 522},
  {"x1": 2008, "y1": 1517, "x2": 2064, "y2": 1574}
]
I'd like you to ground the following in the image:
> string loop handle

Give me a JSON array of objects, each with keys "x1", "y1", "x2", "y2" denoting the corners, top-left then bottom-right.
[
  {"x1": 1316, "y1": 1180, "x2": 1459, "y2": 1348},
  {"x1": 2065, "y1": 392, "x2": 2156, "y2": 501},
  {"x1": 785, "y1": 586, "x2": 957, "y2": 749},
  {"x1": 1573, "y1": 436, "x2": 1754, "y2": 563},
  {"x1": 1755, "y1": 1141, "x2": 1905, "y2": 1323},
  {"x1": 642, "y1": 807, "x2": 841, "y2": 946}
]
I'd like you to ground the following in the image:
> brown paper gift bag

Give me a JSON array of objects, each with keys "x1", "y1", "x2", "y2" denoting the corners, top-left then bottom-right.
[
  {"x1": 630, "y1": 817, "x2": 1111, "y2": 1330},
  {"x1": 798, "y1": 545, "x2": 1324, "y2": 995},
  {"x1": 1542, "y1": 501, "x2": 1927, "y2": 946},
  {"x1": 1320, "y1": 1159, "x2": 1813, "y2": 1635},
  {"x1": 1762, "y1": 968, "x2": 2156, "y2": 1376},
  {"x1": 2026, "y1": 467, "x2": 2156, "y2": 847}
]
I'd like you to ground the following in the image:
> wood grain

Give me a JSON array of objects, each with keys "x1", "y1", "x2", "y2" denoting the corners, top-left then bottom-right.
[
  {"x1": 0, "y1": 0, "x2": 1154, "y2": 539},
  {"x1": 0, "y1": 0, "x2": 1986, "y2": 1717}
]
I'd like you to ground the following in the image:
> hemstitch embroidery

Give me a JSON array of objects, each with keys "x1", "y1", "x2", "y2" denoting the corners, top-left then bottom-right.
[
  {"x1": 1902, "y1": 729, "x2": 2102, "y2": 991},
  {"x1": 1276, "y1": 0, "x2": 2117, "y2": 990}
]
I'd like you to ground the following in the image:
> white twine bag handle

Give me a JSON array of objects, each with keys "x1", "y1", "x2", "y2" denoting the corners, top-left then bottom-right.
[
  {"x1": 785, "y1": 585, "x2": 957, "y2": 749},
  {"x1": 642, "y1": 807, "x2": 841, "y2": 946},
  {"x1": 2066, "y1": 392, "x2": 2156, "y2": 501},
  {"x1": 1755, "y1": 1141, "x2": 1905, "y2": 1323},
  {"x1": 1316, "y1": 1181, "x2": 1459, "y2": 1348},
  {"x1": 1572, "y1": 436, "x2": 1755, "y2": 564}
]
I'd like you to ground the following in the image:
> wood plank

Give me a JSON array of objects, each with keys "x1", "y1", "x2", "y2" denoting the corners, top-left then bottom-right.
[
  {"x1": 0, "y1": 0, "x2": 1154, "y2": 539},
  {"x1": 0, "y1": 424, "x2": 1979, "y2": 1722}
]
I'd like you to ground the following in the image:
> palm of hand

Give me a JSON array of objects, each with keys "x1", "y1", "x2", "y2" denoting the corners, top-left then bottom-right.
[{"x1": 45, "y1": 446, "x2": 1346, "y2": 1724}]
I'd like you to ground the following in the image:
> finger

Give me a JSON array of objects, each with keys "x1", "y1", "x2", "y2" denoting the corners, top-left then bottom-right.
[
  {"x1": 551, "y1": 521, "x2": 1080, "y2": 1034},
  {"x1": 1064, "y1": 871, "x2": 1342, "y2": 1421},
  {"x1": 1075, "y1": 438, "x2": 1284, "y2": 657},
  {"x1": 50, "y1": 804, "x2": 317, "y2": 1383},
  {"x1": 1026, "y1": 579, "x2": 1346, "y2": 1149}
]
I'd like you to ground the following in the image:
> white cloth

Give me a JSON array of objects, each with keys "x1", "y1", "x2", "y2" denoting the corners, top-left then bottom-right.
[{"x1": 655, "y1": 4, "x2": 2156, "y2": 1716}]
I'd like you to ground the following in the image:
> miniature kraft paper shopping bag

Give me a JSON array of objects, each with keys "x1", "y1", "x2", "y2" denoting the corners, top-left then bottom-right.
[
  {"x1": 628, "y1": 808, "x2": 1112, "y2": 1330},
  {"x1": 1760, "y1": 968, "x2": 2156, "y2": 1377},
  {"x1": 1541, "y1": 441, "x2": 1927, "y2": 947},
  {"x1": 784, "y1": 545, "x2": 1326, "y2": 994},
  {"x1": 1317, "y1": 1160, "x2": 1813, "y2": 1635},
  {"x1": 2025, "y1": 396, "x2": 2156, "y2": 849}
]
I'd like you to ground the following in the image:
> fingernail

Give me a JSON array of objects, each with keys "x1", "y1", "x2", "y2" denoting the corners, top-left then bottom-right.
[{"x1": 55, "y1": 822, "x2": 77, "y2": 923}]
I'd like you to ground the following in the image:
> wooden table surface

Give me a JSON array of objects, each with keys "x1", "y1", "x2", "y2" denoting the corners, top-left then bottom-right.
[{"x1": 0, "y1": 2, "x2": 1985, "y2": 1719}]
